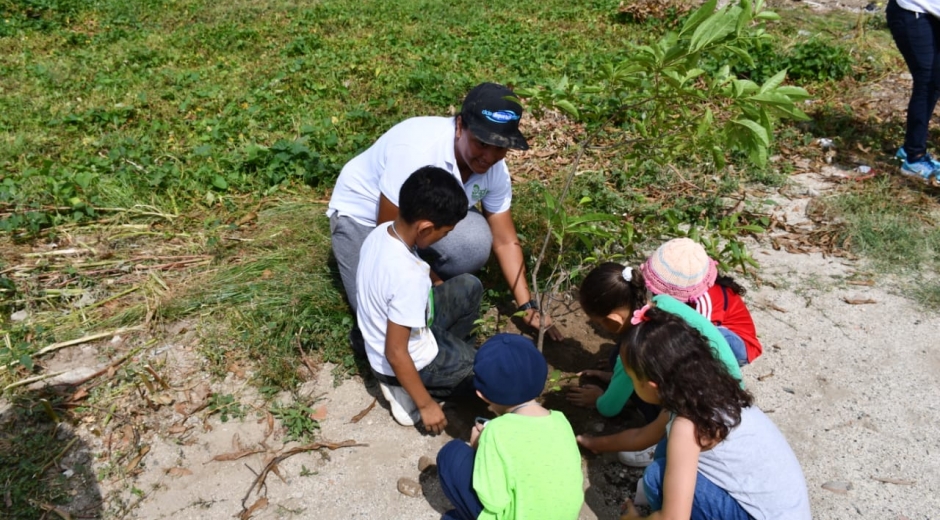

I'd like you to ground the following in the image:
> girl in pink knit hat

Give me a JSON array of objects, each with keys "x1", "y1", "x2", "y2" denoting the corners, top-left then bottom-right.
[
  {"x1": 640, "y1": 238, "x2": 762, "y2": 366},
  {"x1": 569, "y1": 260, "x2": 744, "y2": 470}
]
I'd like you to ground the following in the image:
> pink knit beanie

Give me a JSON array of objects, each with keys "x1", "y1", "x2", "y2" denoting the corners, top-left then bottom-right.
[{"x1": 640, "y1": 238, "x2": 717, "y2": 302}]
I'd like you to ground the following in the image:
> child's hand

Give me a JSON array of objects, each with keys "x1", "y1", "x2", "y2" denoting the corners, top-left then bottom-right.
[
  {"x1": 523, "y1": 309, "x2": 564, "y2": 342},
  {"x1": 418, "y1": 401, "x2": 447, "y2": 435},
  {"x1": 619, "y1": 499, "x2": 645, "y2": 519},
  {"x1": 470, "y1": 422, "x2": 484, "y2": 448},
  {"x1": 578, "y1": 369, "x2": 613, "y2": 383},
  {"x1": 567, "y1": 384, "x2": 603, "y2": 407},
  {"x1": 576, "y1": 434, "x2": 599, "y2": 454}
]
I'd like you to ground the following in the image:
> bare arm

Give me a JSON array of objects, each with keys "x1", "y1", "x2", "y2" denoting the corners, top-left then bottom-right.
[
  {"x1": 484, "y1": 208, "x2": 563, "y2": 341},
  {"x1": 384, "y1": 320, "x2": 446, "y2": 434},
  {"x1": 657, "y1": 417, "x2": 700, "y2": 520},
  {"x1": 377, "y1": 193, "x2": 399, "y2": 225},
  {"x1": 578, "y1": 410, "x2": 669, "y2": 453},
  {"x1": 619, "y1": 417, "x2": 700, "y2": 520}
]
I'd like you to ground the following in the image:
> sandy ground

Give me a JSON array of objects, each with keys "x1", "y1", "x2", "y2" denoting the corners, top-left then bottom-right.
[{"x1": 72, "y1": 161, "x2": 937, "y2": 520}]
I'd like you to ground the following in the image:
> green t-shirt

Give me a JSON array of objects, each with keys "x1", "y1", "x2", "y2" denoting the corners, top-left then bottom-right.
[
  {"x1": 595, "y1": 294, "x2": 744, "y2": 417},
  {"x1": 473, "y1": 410, "x2": 584, "y2": 520}
]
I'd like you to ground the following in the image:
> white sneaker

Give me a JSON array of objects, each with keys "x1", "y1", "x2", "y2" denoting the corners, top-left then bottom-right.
[
  {"x1": 634, "y1": 479, "x2": 649, "y2": 507},
  {"x1": 379, "y1": 382, "x2": 421, "y2": 426},
  {"x1": 617, "y1": 444, "x2": 656, "y2": 468}
]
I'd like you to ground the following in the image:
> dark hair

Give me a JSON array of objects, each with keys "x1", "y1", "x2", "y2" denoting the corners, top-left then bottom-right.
[
  {"x1": 398, "y1": 166, "x2": 469, "y2": 227},
  {"x1": 579, "y1": 262, "x2": 647, "y2": 318},
  {"x1": 715, "y1": 275, "x2": 746, "y2": 297},
  {"x1": 621, "y1": 307, "x2": 752, "y2": 447}
]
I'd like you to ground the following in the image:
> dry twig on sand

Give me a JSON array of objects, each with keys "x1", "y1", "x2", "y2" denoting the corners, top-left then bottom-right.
[{"x1": 238, "y1": 440, "x2": 367, "y2": 519}]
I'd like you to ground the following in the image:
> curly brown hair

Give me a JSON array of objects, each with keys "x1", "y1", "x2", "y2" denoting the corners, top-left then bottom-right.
[{"x1": 621, "y1": 307, "x2": 752, "y2": 447}]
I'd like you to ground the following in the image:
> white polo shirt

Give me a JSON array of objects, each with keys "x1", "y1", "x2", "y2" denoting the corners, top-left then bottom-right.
[
  {"x1": 356, "y1": 222, "x2": 439, "y2": 376},
  {"x1": 327, "y1": 116, "x2": 512, "y2": 226},
  {"x1": 897, "y1": 0, "x2": 940, "y2": 16}
]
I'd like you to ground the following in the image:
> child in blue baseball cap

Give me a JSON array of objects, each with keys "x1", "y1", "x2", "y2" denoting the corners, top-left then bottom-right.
[{"x1": 436, "y1": 333, "x2": 584, "y2": 520}]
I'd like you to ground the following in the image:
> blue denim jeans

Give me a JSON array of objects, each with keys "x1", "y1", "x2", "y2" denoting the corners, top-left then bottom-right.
[
  {"x1": 887, "y1": 0, "x2": 940, "y2": 159},
  {"x1": 718, "y1": 326, "x2": 749, "y2": 367},
  {"x1": 371, "y1": 274, "x2": 482, "y2": 398},
  {"x1": 437, "y1": 440, "x2": 484, "y2": 520},
  {"x1": 643, "y1": 439, "x2": 753, "y2": 520}
]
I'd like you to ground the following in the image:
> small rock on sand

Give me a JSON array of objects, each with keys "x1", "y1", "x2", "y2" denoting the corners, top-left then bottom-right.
[
  {"x1": 397, "y1": 477, "x2": 422, "y2": 497},
  {"x1": 821, "y1": 480, "x2": 853, "y2": 494},
  {"x1": 418, "y1": 455, "x2": 435, "y2": 473}
]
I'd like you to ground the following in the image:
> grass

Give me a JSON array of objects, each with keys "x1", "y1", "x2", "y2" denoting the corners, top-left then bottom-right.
[
  {"x1": 160, "y1": 199, "x2": 360, "y2": 389},
  {"x1": 816, "y1": 177, "x2": 940, "y2": 306},
  {"x1": 0, "y1": 394, "x2": 103, "y2": 519}
]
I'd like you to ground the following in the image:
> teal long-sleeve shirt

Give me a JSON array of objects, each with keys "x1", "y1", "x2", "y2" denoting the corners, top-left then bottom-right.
[{"x1": 595, "y1": 294, "x2": 744, "y2": 417}]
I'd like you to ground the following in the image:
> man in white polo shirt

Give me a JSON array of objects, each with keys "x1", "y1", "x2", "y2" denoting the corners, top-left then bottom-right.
[{"x1": 328, "y1": 83, "x2": 561, "y2": 346}]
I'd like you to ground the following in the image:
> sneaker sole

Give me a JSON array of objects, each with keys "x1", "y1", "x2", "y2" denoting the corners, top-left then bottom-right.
[{"x1": 379, "y1": 383, "x2": 419, "y2": 427}]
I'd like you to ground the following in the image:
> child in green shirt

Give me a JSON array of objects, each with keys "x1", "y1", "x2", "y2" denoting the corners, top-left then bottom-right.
[{"x1": 436, "y1": 334, "x2": 584, "y2": 520}]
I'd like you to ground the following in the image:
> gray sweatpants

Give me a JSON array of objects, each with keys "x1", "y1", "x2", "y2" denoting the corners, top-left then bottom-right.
[{"x1": 329, "y1": 209, "x2": 493, "y2": 315}]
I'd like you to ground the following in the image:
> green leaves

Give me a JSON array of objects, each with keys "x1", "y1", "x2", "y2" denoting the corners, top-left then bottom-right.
[
  {"x1": 689, "y1": 3, "x2": 740, "y2": 53},
  {"x1": 523, "y1": 0, "x2": 810, "y2": 170}
]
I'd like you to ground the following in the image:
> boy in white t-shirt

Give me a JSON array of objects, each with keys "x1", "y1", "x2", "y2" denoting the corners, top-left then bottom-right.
[{"x1": 357, "y1": 166, "x2": 482, "y2": 433}]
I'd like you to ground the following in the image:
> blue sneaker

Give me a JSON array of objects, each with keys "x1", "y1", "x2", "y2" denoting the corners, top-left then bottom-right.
[
  {"x1": 900, "y1": 157, "x2": 939, "y2": 181},
  {"x1": 896, "y1": 147, "x2": 940, "y2": 170}
]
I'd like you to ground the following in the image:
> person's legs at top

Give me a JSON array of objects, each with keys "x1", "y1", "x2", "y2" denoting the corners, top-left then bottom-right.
[
  {"x1": 643, "y1": 457, "x2": 752, "y2": 520},
  {"x1": 419, "y1": 209, "x2": 492, "y2": 280},
  {"x1": 887, "y1": 1, "x2": 940, "y2": 167},
  {"x1": 437, "y1": 440, "x2": 484, "y2": 520},
  {"x1": 718, "y1": 326, "x2": 749, "y2": 367}
]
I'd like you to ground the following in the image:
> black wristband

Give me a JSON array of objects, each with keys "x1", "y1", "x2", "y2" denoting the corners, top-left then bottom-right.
[{"x1": 517, "y1": 299, "x2": 539, "y2": 312}]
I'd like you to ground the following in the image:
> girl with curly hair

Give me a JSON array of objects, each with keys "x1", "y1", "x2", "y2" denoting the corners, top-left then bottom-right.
[
  {"x1": 572, "y1": 263, "x2": 743, "y2": 468},
  {"x1": 618, "y1": 307, "x2": 810, "y2": 520}
]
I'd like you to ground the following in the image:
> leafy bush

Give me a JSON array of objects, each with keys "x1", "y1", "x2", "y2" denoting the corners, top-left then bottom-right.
[
  {"x1": 706, "y1": 35, "x2": 854, "y2": 84},
  {"x1": 521, "y1": 0, "x2": 811, "y2": 170},
  {"x1": 785, "y1": 39, "x2": 854, "y2": 82}
]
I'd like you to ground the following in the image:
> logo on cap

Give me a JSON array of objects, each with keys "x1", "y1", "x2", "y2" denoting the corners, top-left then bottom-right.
[{"x1": 481, "y1": 109, "x2": 520, "y2": 124}]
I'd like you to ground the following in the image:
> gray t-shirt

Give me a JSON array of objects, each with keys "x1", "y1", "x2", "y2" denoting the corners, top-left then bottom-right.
[{"x1": 668, "y1": 406, "x2": 812, "y2": 519}]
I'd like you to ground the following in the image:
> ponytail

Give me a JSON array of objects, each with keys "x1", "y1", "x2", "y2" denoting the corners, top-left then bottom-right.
[{"x1": 579, "y1": 262, "x2": 647, "y2": 318}]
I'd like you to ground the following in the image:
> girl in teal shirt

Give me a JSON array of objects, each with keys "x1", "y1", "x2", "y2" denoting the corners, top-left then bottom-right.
[{"x1": 568, "y1": 263, "x2": 742, "y2": 465}]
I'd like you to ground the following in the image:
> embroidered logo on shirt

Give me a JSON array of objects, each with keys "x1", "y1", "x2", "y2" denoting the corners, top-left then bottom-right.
[{"x1": 471, "y1": 184, "x2": 488, "y2": 202}]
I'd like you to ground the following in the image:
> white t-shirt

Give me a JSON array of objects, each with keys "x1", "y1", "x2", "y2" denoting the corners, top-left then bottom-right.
[
  {"x1": 897, "y1": 0, "x2": 940, "y2": 16},
  {"x1": 327, "y1": 116, "x2": 513, "y2": 226},
  {"x1": 356, "y1": 222, "x2": 439, "y2": 376}
]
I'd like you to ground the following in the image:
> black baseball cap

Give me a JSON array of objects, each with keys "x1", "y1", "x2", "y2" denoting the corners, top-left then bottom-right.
[{"x1": 460, "y1": 83, "x2": 530, "y2": 151}]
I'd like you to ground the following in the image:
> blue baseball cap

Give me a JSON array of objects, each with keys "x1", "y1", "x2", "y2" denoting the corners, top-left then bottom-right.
[{"x1": 473, "y1": 333, "x2": 547, "y2": 406}]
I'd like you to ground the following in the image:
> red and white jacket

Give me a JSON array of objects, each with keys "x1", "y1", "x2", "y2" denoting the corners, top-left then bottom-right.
[{"x1": 692, "y1": 285, "x2": 763, "y2": 363}]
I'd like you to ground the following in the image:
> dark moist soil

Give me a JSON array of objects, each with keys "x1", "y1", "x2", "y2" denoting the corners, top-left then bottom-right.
[{"x1": 442, "y1": 298, "x2": 651, "y2": 511}]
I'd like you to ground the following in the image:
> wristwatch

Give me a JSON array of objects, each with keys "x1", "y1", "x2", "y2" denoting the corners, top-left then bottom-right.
[{"x1": 517, "y1": 299, "x2": 539, "y2": 312}]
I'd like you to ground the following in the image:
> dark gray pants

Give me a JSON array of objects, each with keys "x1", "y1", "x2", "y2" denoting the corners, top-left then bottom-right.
[{"x1": 371, "y1": 273, "x2": 482, "y2": 398}]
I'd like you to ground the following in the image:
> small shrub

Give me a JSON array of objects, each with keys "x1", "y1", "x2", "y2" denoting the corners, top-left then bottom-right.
[
  {"x1": 271, "y1": 403, "x2": 320, "y2": 443},
  {"x1": 785, "y1": 39, "x2": 854, "y2": 82},
  {"x1": 706, "y1": 35, "x2": 854, "y2": 85}
]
